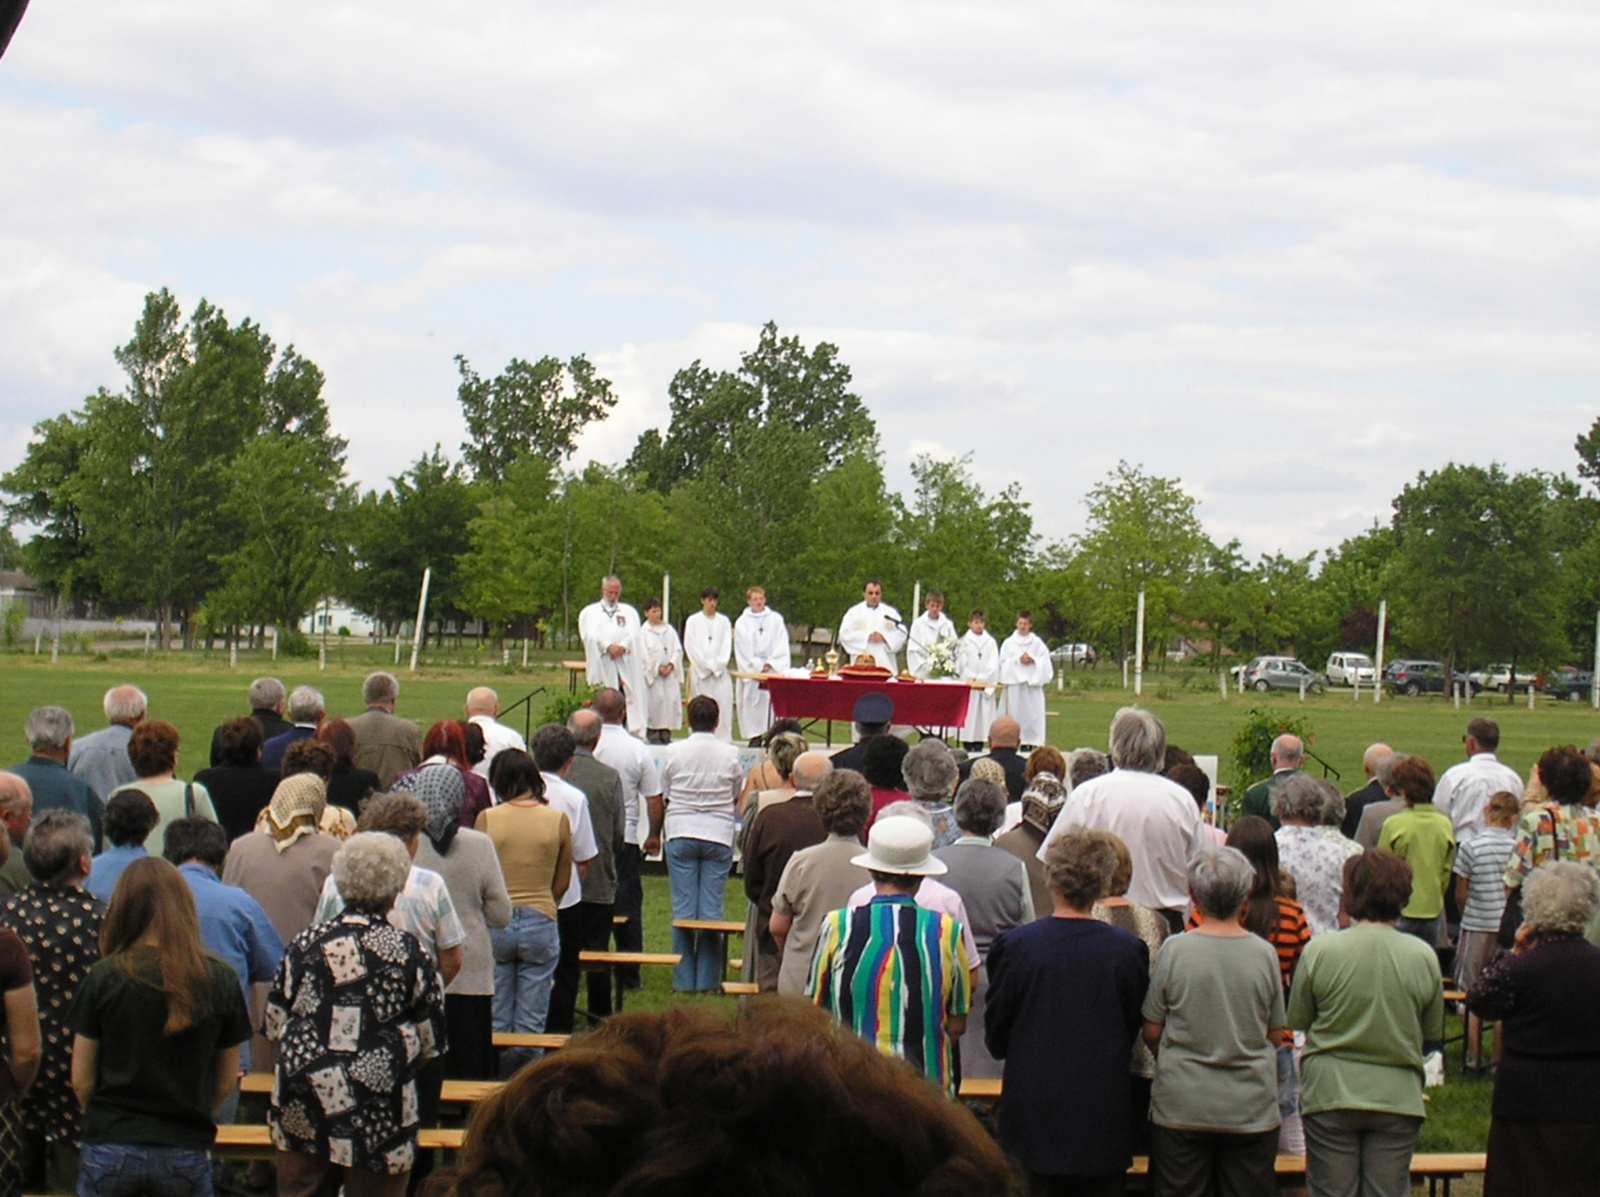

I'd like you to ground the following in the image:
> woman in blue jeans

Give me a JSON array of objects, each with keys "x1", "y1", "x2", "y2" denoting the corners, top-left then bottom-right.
[
  {"x1": 479, "y1": 750, "x2": 572, "y2": 1075},
  {"x1": 67, "y1": 857, "x2": 252, "y2": 1197}
]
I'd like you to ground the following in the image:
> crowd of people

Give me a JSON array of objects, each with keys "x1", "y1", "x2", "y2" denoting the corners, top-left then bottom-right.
[{"x1": 0, "y1": 626, "x2": 1596, "y2": 1197}]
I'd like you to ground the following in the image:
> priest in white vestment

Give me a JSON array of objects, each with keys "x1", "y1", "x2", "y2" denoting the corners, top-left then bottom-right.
[
  {"x1": 578, "y1": 575, "x2": 647, "y2": 734},
  {"x1": 906, "y1": 591, "x2": 959, "y2": 679},
  {"x1": 637, "y1": 598, "x2": 684, "y2": 743},
  {"x1": 958, "y1": 610, "x2": 1001, "y2": 750},
  {"x1": 683, "y1": 586, "x2": 734, "y2": 742},
  {"x1": 733, "y1": 587, "x2": 790, "y2": 743},
  {"x1": 999, "y1": 611, "x2": 1053, "y2": 748},
  {"x1": 837, "y1": 580, "x2": 907, "y2": 673}
]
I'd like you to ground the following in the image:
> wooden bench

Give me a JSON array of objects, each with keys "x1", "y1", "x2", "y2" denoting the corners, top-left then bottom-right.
[
  {"x1": 213, "y1": 1125, "x2": 466, "y2": 1159},
  {"x1": 721, "y1": 981, "x2": 759, "y2": 996},
  {"x1": 579, "y1": 950, "x2": 680, "y2": 1014},
  {"x1": 491, "y1": 1032, "x2": 570, "y2": 1050},
  {"x1": 562, "y1": 661, "x2": 589, "y2": 694},
  {"x1": 672, "y1": 919, "x2": 745, "y2": 983}
]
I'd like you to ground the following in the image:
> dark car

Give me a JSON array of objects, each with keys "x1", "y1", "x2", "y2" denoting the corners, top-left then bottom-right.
[
  {"x1": 1542, "y1": 667, "x2": 1595, "y2": 703},
  {"x1": 1383, "y1": 659, "x2": 1480, "y2": 697}
]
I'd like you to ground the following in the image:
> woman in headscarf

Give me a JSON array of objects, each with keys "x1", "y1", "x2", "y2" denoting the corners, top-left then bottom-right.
[
  {"x1": 401, "y1": 765, "x2": 512, "y2": 1080},
  {"x1": 222, "y1": 773, "x2": 341, "y2": 947},
  {"x1": 995, "y1": 771, "x2": 1067, "y2": 920},
  {"x1": 396, "y1": 721, "x2": 493, "y2": 830}
]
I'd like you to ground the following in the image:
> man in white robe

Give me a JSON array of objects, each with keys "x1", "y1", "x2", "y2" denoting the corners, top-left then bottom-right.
[
  {"x1": 837, "y1": 580, "x2": 907, "y2": 673},
  {"x1": 958, "y1": 610, "x2": 1001, "y2": 751},
  {"x1": 637, "y1": 598, "x2": 684, "y2": 744},
  {"x1": 906, "y1": 591, "x2": 959, "y2": 679},
  {"x1": 683, "y1": 586, "x2": 735, "y2": 743},
  {"x1": 999, "y1": 611, "x2": 1053, "y2": 749},
  {"x1": 733, "y1": 587, "x2": 790, "y2": 744},
  {"x1": 578, "y1": 575, "x2": 647, "y2": 734}
]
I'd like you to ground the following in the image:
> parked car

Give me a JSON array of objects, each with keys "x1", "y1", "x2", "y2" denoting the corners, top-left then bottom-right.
[
  {"x1": 1239, "y1": 656, "x2": 1326, "y2": 694},
  {"x1": 1542, "y1": 666, "x2": 1594, "y2": 703},
  {"x1": 1325, "y1": 652, "x2": 1377, "y2": 687},
  {"x1": 1465, "y1": 664, "x2": 1542, "y2": 694},
  {"x1": 1383, "y1": 660, "x2": 1480, "y2": 697},
  {"x1": 1050, "y1": 642, "x2": 1097, "y2": 665}
]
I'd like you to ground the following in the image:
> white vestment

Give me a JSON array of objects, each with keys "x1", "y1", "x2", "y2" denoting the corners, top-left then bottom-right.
[
  {"x1": 637, "y1": 621, "x2": 685, "y2": 731},
  {"x1": 958, "y1": 630, "x2": 1001, "y2": 741},
  {"x1": 837, "y1": 600, "x2": 907, "y2": 673},
  {"x1": 999, "y1": 631, "x2": 1054, "y2": 746},
  {"x1": 683, "y1": 610, "x2": 735, "y2": 742},
  {"x1": 578, "y1": 599, "x2": 646, "y2": 734},
  {"x1": 906, "y1": 612, "x2": 959, "y2": 679},
  {"x1": 733, "y1": 606, "x2": 790, "y2": 742}
]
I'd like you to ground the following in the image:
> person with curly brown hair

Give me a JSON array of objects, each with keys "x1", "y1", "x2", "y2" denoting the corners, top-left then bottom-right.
[{"x1": 108, "y1": 722, "x2": 218, "y2": 856}]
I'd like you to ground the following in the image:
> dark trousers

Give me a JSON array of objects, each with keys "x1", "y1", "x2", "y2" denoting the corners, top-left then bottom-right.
[
  {"x1": 1027, "y1": 1172, "x2": 1127, "y2": 1197},
  {"x1": 443, "y1": 993, "x2": 494, "y2": 1080},
  {"x1": 613, "y1": 843, "x2": 644, "y2": 987},
  {"x1": 548, "y1": 901, "x2": 616, "y2": 1031},
  {"x1": 1148, "y1": 1124, "x2": 1279, "y2": 1197}
]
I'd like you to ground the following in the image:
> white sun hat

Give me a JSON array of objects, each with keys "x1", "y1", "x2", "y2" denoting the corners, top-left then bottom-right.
[{"x1": 850, "y1": 815, "x2": 947, "y2": 877}]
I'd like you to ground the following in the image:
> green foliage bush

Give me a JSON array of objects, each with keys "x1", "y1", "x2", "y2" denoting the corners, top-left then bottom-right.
[{"x1": 1229, "y1": 706, "x2": 1315, "y2": 795}]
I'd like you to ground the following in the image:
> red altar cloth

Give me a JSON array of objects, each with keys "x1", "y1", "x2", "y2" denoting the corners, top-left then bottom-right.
[{"x1": 764, "y1": 675, "x2": 972, "y2": 726}]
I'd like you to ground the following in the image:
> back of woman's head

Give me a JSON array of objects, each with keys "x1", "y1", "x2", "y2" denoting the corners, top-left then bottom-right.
[
  {"x1": 1385, "y1": 756, "x2": 1437, "y2": 806},
  {"x1": 489, "y1": 749, "x2": 544, "y2": 804},
  {"x1": 1025, "y1": 746, "x2": 1066, "y2": 784},
  {"x1": 219, "y1": 717, "x2": 265, "y2": 767},
  {"x1": 1538, "y1": 746, "x2": 1593, "y2": 806},
  {"x1": 316, "y1": 718, "x2": 358, "y2": 768},
  {"x1": 861, "y1": 734, "x2": 912, "y2": 791},
  {"x1": 128, "y1": 721, "x2": 181, "y2": 778},
  {"x1": 437, "y1": 1000, "x2": 1015, "y2": 1197},
  {"x1": 1225, "y1": 815, "x2": 1282, "y2": 938},
  {"x1": 766, "y1": 733, "x2": 808, "y2": 781},
  {"x1": 425, "y1": 720, "x2": 469, "y2": 766},
  {"x1": 102, "y1": 856, "x2": 212, "y2": 1033}
]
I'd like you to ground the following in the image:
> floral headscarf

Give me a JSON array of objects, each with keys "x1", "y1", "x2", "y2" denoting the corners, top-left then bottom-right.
[
  {"x1": 1019, "y1": 772, "x2": 1068, "y2": 836},
  {"x1": 258, "y1": 773, "x2": 328, "y2": 852},
  {"x1": 394, "y1": 763, "x2": 466, "y2": 854}
]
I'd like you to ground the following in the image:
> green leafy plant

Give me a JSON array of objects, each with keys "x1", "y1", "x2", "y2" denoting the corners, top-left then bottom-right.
[{"x1": 1229, "y1": 707, "x2": 1315, "y2": 794}]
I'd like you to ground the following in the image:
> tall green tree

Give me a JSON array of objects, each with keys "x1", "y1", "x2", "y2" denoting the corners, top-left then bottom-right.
[
  {"x1": 1, "y1": 410, "x2": 100, "y2": 607},
  {"x1": 789, "y1": 453, "x2": 901, "y2": 631},
  {"x1": 456, "y1": 353, "x2": 617, "y2": 482},
  {"x1": 894, "y1": 453, "x2": 1036, "y2": 618}
]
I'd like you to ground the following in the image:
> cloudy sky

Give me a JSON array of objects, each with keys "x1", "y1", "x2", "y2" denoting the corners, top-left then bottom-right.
[{"x1": 3, "y1": 0, "x2": 1596, "y2": 560}]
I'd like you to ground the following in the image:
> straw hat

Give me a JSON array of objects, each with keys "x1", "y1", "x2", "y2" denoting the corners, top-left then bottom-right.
[{"x1": 851, "y1": 815, "x2": 947, "y2": 877}]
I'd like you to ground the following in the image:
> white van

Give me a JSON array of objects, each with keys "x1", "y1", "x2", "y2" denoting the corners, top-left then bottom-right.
[{"x1": 1325, "y1": 652, "x2": 1376, "y2": 686}]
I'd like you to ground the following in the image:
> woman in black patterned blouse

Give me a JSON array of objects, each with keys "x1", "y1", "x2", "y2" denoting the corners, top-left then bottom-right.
[{"x1": 266, "y1": 832, "x2": 447, "y2": 1197}]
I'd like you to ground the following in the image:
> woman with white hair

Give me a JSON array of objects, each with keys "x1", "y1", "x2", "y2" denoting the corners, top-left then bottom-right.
[
  {"x1": 1274, "y1": 773, "x2": 1361, "y2": 938},
  {"x1": 1468, "y1": 861, "x2": 1600, "y2": 1197},
  {"x1": 901, "y1": 738, "x2": 963, "y2": 848},
  {"x1": 1142, "y1": 845, "x2": 1285, "y2": 1197}
]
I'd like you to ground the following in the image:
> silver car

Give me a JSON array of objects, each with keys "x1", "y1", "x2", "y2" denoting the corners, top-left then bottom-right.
[{"x1": 1241, "y1": 656, "x2": 1327, "y2": 694}]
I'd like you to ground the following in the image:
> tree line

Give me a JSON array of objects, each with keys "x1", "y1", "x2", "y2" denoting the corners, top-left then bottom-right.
[{"x1": 6, "y1": 288, "x2": 1600, "y2": 679}]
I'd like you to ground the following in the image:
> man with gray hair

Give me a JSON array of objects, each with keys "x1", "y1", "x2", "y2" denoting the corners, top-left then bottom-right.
[
  {"x1": 1355, "y1": 754, "x2": 1411, "y2": 851},
  {"x1": 208, "y1": 677, "x2": 291, "y2": 766},
  {"x1": 464, "y1": 686, "x2": 525, "y2": 778},
  {"x1": 1241, "y1": 733, "x2": 1304, "y2": 830},
  {"x1": 1342, "y1": 743, "x2": 1394, "y2": 840},
  {"x1": 563, "y1": 709, "x2": 626, "y2": 1020},
  {"x1": 10, "y1": 707, "x2": 103, "y2": 852},
  {"x1": 261, "y1": 685, "x2": 326, "y2": 770},
  {"x1": 743, "y1": 751, "x2": 833, "y2": 991},
  {"x1": 0, "y1": 774, "x2": 33, "y2": 897},
  {"x1": 347, "y1": 671, "x2": 423, "y2": 789},
  {"x1": 590, "y1": 688, "x2": 660, "y2": 985},
  {"x1": 1039, "y1": 707, "x2": 1202, "y2": 931},
  {"x1": 578, "y1": 576, "x2": 647, "y2": 735},
  {"x1": 67, "y1": 685, "x2": 146, "y2": 801}
]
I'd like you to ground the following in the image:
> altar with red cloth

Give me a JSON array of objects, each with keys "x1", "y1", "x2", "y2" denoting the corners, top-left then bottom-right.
[{"x1": 763, "y1": 675, "x2": 973, "y2": 727}]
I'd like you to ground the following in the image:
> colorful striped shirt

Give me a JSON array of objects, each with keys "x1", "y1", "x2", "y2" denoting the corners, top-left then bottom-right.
[
  {"x1": 1504, "y1": 803, "x2": 1600, "y2": 890},
  {"x1": 809, "y1": 894, "x2": 972, "y2": 1092}
]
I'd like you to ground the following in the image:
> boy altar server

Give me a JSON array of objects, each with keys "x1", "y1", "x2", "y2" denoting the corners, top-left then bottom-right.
[
  {"x1": 906, "y1": 591, "x2": 959, "y2": 679},
  {"x1": 638, "y1": 599, "x2": 684, "y2": 744},
  {"x1": 734, "y1": 587, "x2": 790, "y2": 744},
  {"x1": 684, "y1": 587, "x2": 734, "y2": 742},
  {"x1": 999, "y1": 611, "x2": 1053, "y2": 749},
  {"x1": 958, "y1": 610, "x2": 1001, "y2": 752}
]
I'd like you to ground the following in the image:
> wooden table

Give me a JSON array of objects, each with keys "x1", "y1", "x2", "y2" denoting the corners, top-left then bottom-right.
[{"x1": 562, "y1": 660, "x2": 589, "y2": 694}]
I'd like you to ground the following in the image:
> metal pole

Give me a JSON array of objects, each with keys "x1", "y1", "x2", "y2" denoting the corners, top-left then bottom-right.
[
  {"x1": 1374, "y1": 599, "x2": 1387, "y2": 705},
  {"x1": 913, "y1": 580, "x2": 922, "y2": 619},
  {"x1": 409, "y1": 567, "x2": 433, "y2": 674},
  {"x1": 663, "y1": 572, "x2": 671, "y2": 627},
  {"x1": 1134, "y1": 589, "x2": 1146, "y2": 697}
]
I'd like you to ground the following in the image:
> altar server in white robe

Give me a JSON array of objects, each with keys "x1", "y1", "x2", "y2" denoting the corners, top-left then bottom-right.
[
  {"x1": 958, "y1": 610, "x2": 1001, "y2": 751},
  {"x1": 733, "y1": 587, "x2": 790, "y2": 743},
  {"x1": 999, "y1": 611, "x2": 1053, "y2": 749},
  {"x1": 637, "y1": 597, "x2": 684, "y2": 744},
  {"x1": 683, "y1": 586, "x2": 735, "y2": 742},
  {"x1": 579, "y1": 575, "x2": 647, "y2": 733},
  {"x1": 906, "y1": 590, "x2": 959, "y2": 679},
  {"x1": 837, "y1": 580, "x2": 907, "y2": 673}
]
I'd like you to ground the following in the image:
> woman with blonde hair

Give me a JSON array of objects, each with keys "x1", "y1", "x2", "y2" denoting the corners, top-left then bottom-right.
[{"x1": 68, "y1": 857, "x2": 251, "y2": 1197}]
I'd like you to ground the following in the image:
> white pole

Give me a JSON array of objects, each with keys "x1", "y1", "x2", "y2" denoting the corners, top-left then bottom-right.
[
  {"x1": 1353, "y1": 675, "x2": 1360, "y2": 701},
  {"x1": 230, "y1": 644, "x2": 238, "y2": 669},
  {"x1": 913, "y1": 580, "x2": 922, "y2": 619},
  {"x1": 1134, "y1": 588, "x2": 1146, "y2": 697},
  {"x1": 50, "y1": 639, "x2": 59, "y2": 664},
  {"x1": 34, "y1": 631, "x2": 41, "y2": 655},
  {"x1": 1122, "y1": 657, "x2": 1129, "y2": 689},
  {"x1": 663, "y1": 572, "x2": 671, "y2": 627},
  {"x1": 522, "y1": 637, "x2": 529, "y2": 668},
  {"x1": 502, "y1": 648, "x2": 510, "y2": 667},
  {"x1": 318, "y1": 643, "x2": 326, "y2": 671},
  {"x1": 1528, "y1": 684, "x2": 1536, "y2": 710},
  {"x1": 1219, "y1": 673, "x2": 1228, "y2": 700},
  {"x1": 270, "y1": 628, "x2": 278, "y2": 660},
  {"x1": 1592, "y1": 611, "x2": 1600, "y2": 711},
  {"x1": 1299, "y1": 677, "x2": 1306, "y2": 702},
  {"x1": 1453, "y1": 683, "x2": 1461, "y2": 709},
  {"x1": 1374, "y1": 600, "x2": 1387, "y2": 705},
  {"x1": 393, "y1": 635, "x2": 401, "y2": 665},
  {"x1": 409, "y1": 567, "x2": 432, "y2": 674}
]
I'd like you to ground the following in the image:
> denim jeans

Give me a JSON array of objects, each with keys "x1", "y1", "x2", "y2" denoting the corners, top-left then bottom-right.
[
  {"x1": 665, "y1": 837, "x2": 732, "y2": 991},
  {"x1": 489, "y1": 905, "x2": 560, "y2": 1075},
  {"x1": 79, "y1": 1143, "x2": 214, "y2": 1197}
]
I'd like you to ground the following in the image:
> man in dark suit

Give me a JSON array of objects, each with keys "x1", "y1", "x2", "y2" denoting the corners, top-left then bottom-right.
[
  {"x1": 209, "y1": 677, "x2": 292, "y2": 766},
  {"x1": 829, "y1": 693, "x2": 895, "y2": 773},
  {"x1": 562, "y1": 710, "x2": 626, "y2": 1022},
  {"x1": 1344, "y1": 742, "x2": 1395, "y2": 840},
  {"x1": 957, "y1": 716, "x2": 1028, "y2": 802},
  {"x1": 261, "y1": 686, "x2": 326, "y2": 770},
  {"x1": 10, "y1": 706, "x2": 103, "y2": 850},
  {"x1": 347, "y1": 672, "x2": 424, "y2": 789}
]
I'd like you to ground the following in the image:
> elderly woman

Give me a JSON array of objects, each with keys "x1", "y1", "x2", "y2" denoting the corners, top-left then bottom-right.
[
  {"x1": 900, "y1": 738, "x2": 962, "y2": 846},
  {"x1": 109, "y1": 721, "x2": 218, "y2": 856},
  {"x1": 1288, "y1": 850, "x2": 1444, "y2": 1197},
  {"x1": 86, "y1": 789, "x2": 160, "y2": 901},
  {"x1": 195, "y1": 717, "x2": 281, "y2": 840},
  {"x1": 267, "y1": 833, "x2": 447, "y2": 1197},
  {"x1": 1274, "y1": 773, "x2": 1362, "y2": 937},
  {"x1": 1504, "y1": 746, "x2": 1600, "y2": 905},
  {"x1": 995, "y1": 771, "x2": 1066, "y2": 920},
  {"x1": 1375, "y1": 756, "x2": 1456, "y2": 946},
  {"x1": 934, "y1": 778, "x2": 1034, "y2": 1081},
  {"x1": 223, "y1": 773, "x2": 341, "y2": 947},
  {"x1": 986, "y1": 827, "x2": 1151, "y2": 1196},
  {"x1": 315, "y1": 718, "x2": 381, "y2": 817},
  {"x1": 406, "y1": 765, "x2": 512, "y2": 1081},
  {"x1": 1468, "y1": 861, "x2": 1600, "y2": 1197},
  {"x1": 1142, "y1": 845, "x2": 1285, "y2": 1197}
]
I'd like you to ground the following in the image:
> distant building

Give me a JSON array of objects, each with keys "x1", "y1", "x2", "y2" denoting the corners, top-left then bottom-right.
[{"x1": 300, "y1": 600, "x2": 379, "y2": 639}]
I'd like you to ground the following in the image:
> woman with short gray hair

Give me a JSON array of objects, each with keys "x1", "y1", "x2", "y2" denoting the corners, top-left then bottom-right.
[
  {"x1": 1275, "y1": 773, "x2": 1362, "y2": 937},
  {"x1": 1141, "y1": 845, "x2": 1285, "y2": 1197},
  {"x1": 901, "y1": 739, "x2": 961, "y2": 847},
  {"x1": 1468, "y1": 860, "x2": 1600, "y2": 1197}
]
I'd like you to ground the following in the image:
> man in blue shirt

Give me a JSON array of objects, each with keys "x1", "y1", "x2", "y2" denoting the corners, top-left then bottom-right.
[
  {"x1": 10, "y1": 706, "x2": 103, "y2": 851},
  {"x1": 66, "y1": 685, "x2": 146, "y2": 811}
]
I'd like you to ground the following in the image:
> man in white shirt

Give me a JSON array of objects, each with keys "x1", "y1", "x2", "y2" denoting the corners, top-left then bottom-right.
[
  {"x1": 651, "y1": 695, "x2": 744, "y2": 992},
  {"x1": 1433, "y1": 717, "x2": 1524, "y2": 843},
  {"x1": 837, "y1": 580, "x2": 906, "y2": 673},
  {"x1": 957, "y1": 610, "x2": 1000, "y2": 752},
  {"x1": 591, "y1": 688, "x2": 662, "y2": 986},
  {"x1": 683, "y1": 586, "x2": 734, "y2": 742},
  {"x1": 531, "y1": 724, "x2": 601, "y2": 1032},
  {"x1": 578, "y1": 576, "x2": 647, "y2": 734},
  {"x1": 464, "y1": 686, "x2": 526, "y2": 778},
  {"x1": 1040, "y1": 706, "x2": 1202, "y2": 930},
  {"x1": 906, "y1": 592, "x2": 959, "y2": 679},
  {"x1": 636, "y1": 599, "x2": 684, "y2": 744},
  {"x1": 734, "y1": 586, "x2": 790, "y2": 744},
  {"x1": 998, "y1": 611, "x2": 1053, "y2": 749}
]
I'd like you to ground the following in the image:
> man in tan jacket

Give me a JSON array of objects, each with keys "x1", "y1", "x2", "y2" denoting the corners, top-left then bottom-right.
[{"x1": 346, "y1": 672, "x2": 423, "y2": 789}]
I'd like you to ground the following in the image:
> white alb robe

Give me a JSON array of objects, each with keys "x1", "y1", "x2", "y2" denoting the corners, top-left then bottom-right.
[
  {"x1": 578, "y1": 599, "x2": 647, "y2": 734},
  {"x1": 637, "y1": 621, "x2": 684, "y2": 731},
  {"x1": 683, "y1": 610, "x2": 735, "y2": 742},
  {"x1": 958, "y1": 630, "x2": 1001, "y2": 742},
  {"x1": 733, "y1": 606, "x2": 790, "y2": 742},
  {"x1": 999, "y1": 631, "x2": 1054, "y2": 746},
  {"x1": 837, "y1": 600, "x2": 907, "y2": 673},
  {"x1": 906, "y1": 612, "x2": 959, "y2": 679}
]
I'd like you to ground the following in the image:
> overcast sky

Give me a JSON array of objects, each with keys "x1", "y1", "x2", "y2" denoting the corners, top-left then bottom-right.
[{"x1": 3, "y1": 0, "x2": 1596, "y2": 560}]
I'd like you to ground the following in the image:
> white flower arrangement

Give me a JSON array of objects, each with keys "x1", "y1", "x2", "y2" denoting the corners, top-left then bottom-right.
[{"x1": 924, "y1": 637, "x2": 960, "y2": 679}]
